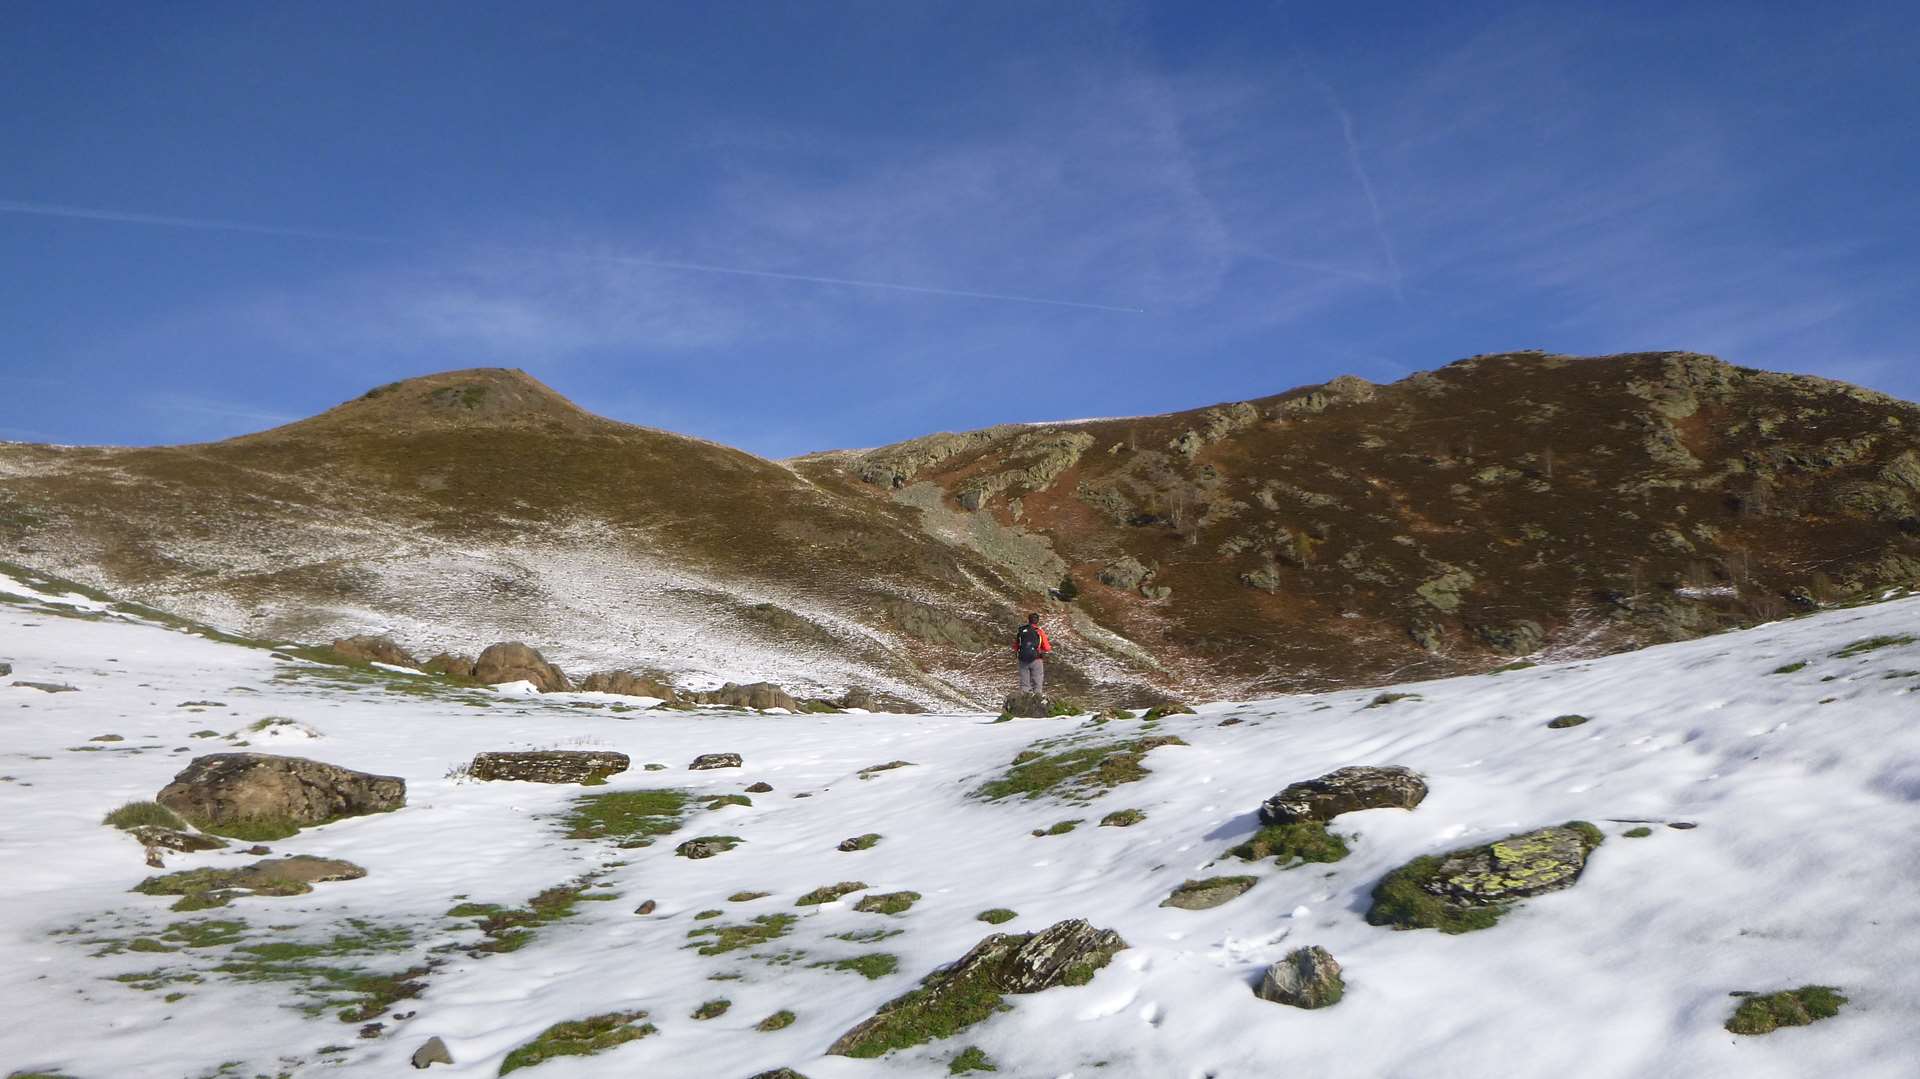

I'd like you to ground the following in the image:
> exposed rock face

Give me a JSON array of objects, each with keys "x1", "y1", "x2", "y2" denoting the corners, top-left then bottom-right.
[
  {"x1": 577, "y1": 670, "x2": 679, "y2": 700},
  {"x1": 1160, "y1": 876, "x2": 1258, "y2": 910},
  {"x1": 1367, "y1": 822, "x2": 1604, "y2": 932},
  {"x1": 694, "y1": 682, "x2": 797, "y2": 711},
  {"x1": 330, "y1": 634, "x2": 419, "y2": 668},
  {"x1": 690, "y1": 753, "x2": 742, "y2": 770},
  {"x1": 468, "y1": 751, "x2": 630, "y2": 784},
  {"x1": 156, "y1": 753, "x2": 405, "y2": 838},
  {"x1": 1473, "y1": 620, "x2": 1545, "y2": 656},
  {"x1": 1259, "y1": 766, "x2": 1429, "y2": 825},
  {"x1": 1099, "y1": 556, "x2": 1153, "y2": 592},
  {"x1": 471, "y1": 642, "x2": 568, "y2": 691},
  {"x1": 1256, "y1": 946, "x2": 1344, "y2": 1009},
  {"x1": 829, "y1": 919, "x2": 1126, "y2": 1057},
  {"x1": 1002, "y1": 692, "x2": 1050, "y2": 718}
]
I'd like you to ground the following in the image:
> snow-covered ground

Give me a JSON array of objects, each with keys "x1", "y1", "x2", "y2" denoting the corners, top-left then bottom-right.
[{"x1": 2, "y1": 578, "x2": 1917, "y2": 1078}]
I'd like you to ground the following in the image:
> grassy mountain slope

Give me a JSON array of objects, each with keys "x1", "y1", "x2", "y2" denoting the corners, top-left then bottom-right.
[{"x1": 4, "y1": 353, "x2": 1919, "y2": 704}]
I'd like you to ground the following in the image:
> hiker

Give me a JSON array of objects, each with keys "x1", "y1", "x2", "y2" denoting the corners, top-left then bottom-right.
[{"x1": 1014, "y1": 613, "x2": 1051, "y2": 693}]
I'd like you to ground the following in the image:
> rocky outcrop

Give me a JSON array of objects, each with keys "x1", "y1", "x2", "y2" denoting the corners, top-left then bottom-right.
[
  {"x1": 471, "y1": 642, "x2": 568, "y2": 691},
  {"x1": 1001, "y1": 692, "x2": 1050, "y2": 718},
  {"x1": 829, "y1": 919, "x2": 1126, "y2": 1057},
  {"x1": 1098, "y1": 556, "x2": 1154, "y2": 592},
  {"x1": 954, "y1": 431, "x2": 1095, "y2": 508},
  {"x1": 1255, "y1": 946, "x2": 1344, "y2": 1009},
  {"x1": 1367, "y1": 822, "x2": 1604, "y2": 932},
  {"x1": 690, "y1": 752, "x2": 743, "y2": 770},
  {"x1": 156, "y1": 753, "x2": 405, "y2": 840},
  {"x1": 329, "y1": 634, "x2": 418, "y2": 668},
  {"x1": 1160, "y1": 876, "x2": 1257, "y2": 910},
  {"x1": 693, "y1": 682, "x2": 797, "y2": 711},
  {"x1": 578, "y1": 670, "x2": 680, "y2": 700},
  {"x1": 850, "y1": 427, "x2": 1016, "y2": 488},
  {"x1": 1259, "y1": 766, "x2": 1428, "y2": 825},
  {"x1": 468, "y1": 751, "x2": 630, "y2": 784},
  {"x1": 1275, "y1": 375, "x2": 1376, "y2": 417}
]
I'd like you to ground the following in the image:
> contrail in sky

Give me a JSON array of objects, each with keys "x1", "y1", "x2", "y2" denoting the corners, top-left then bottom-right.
[{"x1": 0, "y1": 198, "x2": 1145, "y2": 314}]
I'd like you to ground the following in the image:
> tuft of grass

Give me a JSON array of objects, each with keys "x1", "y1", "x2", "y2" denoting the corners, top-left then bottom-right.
[
  {"x1": 687, "y1": 913, "x2": 796, "y2": 956},
  {"x1": 560, "y1": 789, "x2": 690, "y2": 848},
  {"x1": 1546, "y1": 714, "x2": 1590, "y2": 729},
  {"x1": 1770, "y1": 661, "x2": 1808, "y2": 674},
  {"x1": 832, "y1": 927, "x2": 903, "y2": 943},
  {"x1": 950, "y1": 1046, "x2": 999, "y2": 1074},
  {"x1": 973, "y1": 735, "x2": 1186, "y2": 802},
  {"x1": 1622, "y1": 826, "x2": 1653, "y2": 838},
  {"x1": 1726, "y1": 986, "x2": 1847, "y2": 1035},
  {"x1": 186, "y1": 814, "x2": 306, "y2": 842},
  {"x1": 756, "y1": 1009, "x2": 796, "y2": 1031},
  {"x1": 691, "y1": 998, "x2": 731, "y2": 1020},
  {"x1": 1047, "y1": 699, "x2": 1084, "y2": 716},
  {"x1": 797, "y1": 882, "x2": 869, "y2": 906},
  {"x1": 470, "y1": 879, "x2": 608, "y2": 954},
  {"x1": 693, "y1": 909, "x2": 724, "y2": 920},
  {"x1": 1830, "y1": 634, "x2": 1915, "y2": 659},
  {"x1": 500, "y1": 1010, "x2": 655, "y2": 1074},
  {"x1": 976, "y1": 909, "x2": 1016, "y2": 925},
  {"x1": 102, "y1": 801, "x2": 189, "y2": 831},
  {"x1": 854, "y1": 891, "x2": 920, "y2": 916},
  {"x1": 1032, "y1": 819, "x2": 1082, "y2": 837},
  {"x1": 1098, "y1": 808, "x2": 1145, "y2": 827},
  {"x1": 815, "y1": 953, "x2": 900, "y2": 979},
  {"x1": 703, "y1": 794, "x2": 751, "y2": 810},
  {"x1": 1228, "y1": 820, "x2": 1349, "y2": 866}
]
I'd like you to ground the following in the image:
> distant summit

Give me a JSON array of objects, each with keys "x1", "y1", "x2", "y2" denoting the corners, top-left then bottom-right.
[{"x1": 256, "y1": 368, "x2": 602, "y2": 438}]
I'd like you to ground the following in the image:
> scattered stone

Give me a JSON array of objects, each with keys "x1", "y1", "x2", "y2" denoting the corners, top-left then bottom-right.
[
  {"x1": 128, "y1": 824, "x2": 227, "y2": 854},
  {"x1": 1668, "y1": 821, "x2": 1698, "y2": 830},
  {"x1": 421, "y1": 652, "x2": 476, "y2": 678},
  {"x1": 1142, "y1": 701, "x2": 1196, "y2": 720},
  {"x1": 797, "y1": 881, "x2": 869, "y2": 906},
  {"x1": 755, "y1": 1010, "x2": 797, "y2": 1032},
  {"x1": 468, "y1": 750, "x2": 630, "y2": 784},
  {"x1": 853, "y1": 891, "x2": 920, "y2": 915},
  {"x1": 1255, "y1": 946, "x2": 1345, "y2": 1009},
  {"x1": 1546, "y1": 714, "x2": 1590, "y2": 729},
  {"x1": 745, "y1": 782, "x2": 773, "y2": 793},
  {"x1": 90, "y1": 733, "x2": 123, "y2": 742},
  {"x1": 634, "y1": 900, "x2": 657, "y2": 915},
  {"x1": 410, "y1": 1035, "x2": 454, "y2": 1068},
  {"x1": 242, "y1": 844, "x2": 271, "y2": 855},
  {"x1": 1259, "y1": 766, "x2": 1428, "y2": 825},
  {"x1": 1161, "y1": 876, "x2": 1258, "y2": 910},
  {"x1": 1001, "y1": 692, "x2": 1050, "y2": 719},
  {"x1": 0, "y1": 661, "x2": 9, "y2": 677},
  {"x1": 674, "y1": 836, "x2": 743, "y2": 859},
  {"x1": 330, "y1": 634, "x2": 420, "y2": 668},
  {"x1": 471, "y1": 642, "x2": 569, "y2": 691},
  {"x1": 1367, "y1": 822, "x2": 1604, "y2": 932},
  {"x1": 577, "y1": 670, "x2": 680, "y2": 700},
  {"x1": 644, "y1": 763, "x2": 668, "y2": 772},
  {"x1": 838, "y1": 834, "x2": 882, "y2": 852},
  {"x1": 829, "y1": 919, "x2": 1126, "y2": 1057},
  {"x1": 697, "y1": 682, "x2": 798, "y2": 710},
  {"x1": 1099, "y1": 809, "x2": 1145, "y2": 827},
  {"x1": 134, "y1": 855, "x2": 366, "y2": 910},
  {"x1": 11, "y1": 681, "x2": 77, "y2": 693},
  {"x1": 857, "y1": 760, "x2": 915, "y2": 779},
  {"x1": 155, "y1": 752, "x2": 405, "y2": 840},
  {"x1": 747, "y1": 1070, "x2": 810, "y2": 1079},
  {"x1": 690, "y1": 753, "x2": 743, "y2": 770}
]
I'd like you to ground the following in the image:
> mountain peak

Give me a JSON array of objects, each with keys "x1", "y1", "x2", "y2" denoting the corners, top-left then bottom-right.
[{"x1": 273, "y1": 368, "x2": 600, "y2": 437}]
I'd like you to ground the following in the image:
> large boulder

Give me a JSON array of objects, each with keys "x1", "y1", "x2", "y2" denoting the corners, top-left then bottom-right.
[
  {"x1": 1002, "y1": 692, "x2": 1050, "y2": 718},
  {"x1": 472, "y1": 642, "x2": 568, "y2": 691},
  {"x1": 690, "y1": 752, "x2": 743, "y2": 770},
  {"x1": 1256, "y1": 946, "x2": 1344, "y2": 1009},
  {"x1": 694, "y1": 682, "x2": 797, "y2": 711},
  {"x1": 829, "y1": 919, "x2": 1126, "y2": 1057},
  {"x1": 468, "y1": 751, "x2": 630, "y2": 784},
  {"x1": 1098, "y1": 556, "x2": 1153, "y2": 592},
  {"x1": 1367, "y1": 822, "x2": 1604, "y2": 932},
  {"x1": 156, "y1": 753, "x2": 405, "y2": 840},
  {"x1": 1258, "y1": 765, "x2": 1429, "y2": 825},
  {"x1": 421, "y1": 652, "x2": 476, "y2": 678},
  {"x1": 329, "y1": 634, "x2": 419, "y2": 668}
]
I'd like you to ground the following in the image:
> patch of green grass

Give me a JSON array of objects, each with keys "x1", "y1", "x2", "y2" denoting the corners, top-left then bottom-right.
[
  {"x1": 1142, "y1": 703, "x2": 1194, "y2": 719},
  {"x1": 1032, "y1": 819, "x2": 1082, "y2": 837},
  {"x1": 973, "y1": 735, "x2": 1187, "y2": 802},
  {"x1": 702, "y1": 794, "x2": 751, "y2": 810},
  {"x1": 1047, "y1": 699, "x2": 1084, "y2": 716},
  {"x1": 102, "y1": 800, "x2": 189, "y2": 831},
  {"x1": 951, "y1": 1046, "x2": 999, "y2": 1073},
  {"x1": 992, "y1": 713, "x2": 1013, "y2": 723},
  {"x1": 559, "y1": 789, "x2": 690, "y2": 848},
  {"x1": 854, "y1": 891, "x2": 920, "y2": 916},
  {"x1": 1623, "y1": 826, "x2": 1653, "y2": 838},
  {"x1": 160, "y1": 919, "x2": 248, "y2": 948},
  {"x1": 499, "y1": 1010, "x2": 656, "y2": 1074},
  {"x1": 797, "y1": 882, "x2": 869, "y2": 906},
  {"x1": 832, "y1": 927, "x2": 904, "y2": 943},
  {"x1": 1228, "y1": 821, "x2": 1350, "y2": 866},
  {"x1": 839, "y1": 833, "x2": 882, "y2": 851},
  {"x1": 207, "y1": 919, "x2": 424, "y2": 1022},
  {"x1": 687, "y1": 913, "x2": 797, "y2": 956},
  {"x1": 728, "y1": 891, "x2": 771, "y2": 903},
  {"x1": 447, "y1": 902, "x2": 506, "y2": 918},
  {"x1": 976, "y1": 909, "x2": 1016, "y2": 925},
  {"x1": 1546, "y1": 714, "x2": 1590, "y2": 729},
  {"x1": 1770, "y1": 661, "x2": 1808, "y2": 674},
  {"x1": 470, "y1": 879, "x2": 608, "y2": 954},
  {"x1": 183, "y1": 813, "x2": 307, "y2": 842},
  {"x1": 692, "y1": 998, "x2": 731, "y2": 1020},
  {"x1": 1098, "y1": 808, "x2": 1145, "y2": 827},
  {"x1": 1831, "y1": 634, "x2": 1914, "y2": 659},
  {"x1": 694, "y1": 909, "x2": 724, "y2": 920},
  {"x1": 815, "y1": 953, "x2": 900, "y2": 979},
  {"x1": 1726, "y1": 986, "x2": 1847, "y2": 1035},
  {"x1": 756, "y1": 1009, "x2": 796, "y2": 1031},
  {"x1": 1365, "y1": 692, "x2": 1422, "y2": 708}
]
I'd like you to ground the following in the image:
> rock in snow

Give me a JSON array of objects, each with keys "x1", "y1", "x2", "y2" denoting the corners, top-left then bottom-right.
[
  {"x1": 155, "y1": 753, "x2": 405, "y2": 838},
  {"x1": 1258, "y1": 765, "x2": 1429, "y2": 824},
  {"x1": 1256, "y1": 946, "x2": 1345, "y2": 1009},
  {"x1": 467, "y1": 750, "x2": 630, "y2": 784},
  {"x1": 471, "y1": 641, "x2": 569, "y2": 691}
]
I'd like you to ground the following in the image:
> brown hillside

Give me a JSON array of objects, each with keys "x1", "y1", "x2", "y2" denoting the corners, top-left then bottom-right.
[{"x1": 3, "y1": 352, "x2": 1918, "y2": 705}]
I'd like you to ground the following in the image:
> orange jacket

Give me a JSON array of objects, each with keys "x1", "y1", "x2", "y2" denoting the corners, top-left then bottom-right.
[{"x1": 1014, "y1": 625, "x2": 1051, "y2": 656}]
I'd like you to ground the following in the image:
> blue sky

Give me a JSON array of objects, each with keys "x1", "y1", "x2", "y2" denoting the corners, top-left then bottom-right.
[{"x1": 3, "y1": 2, "x2": 1915, "y2": 455}]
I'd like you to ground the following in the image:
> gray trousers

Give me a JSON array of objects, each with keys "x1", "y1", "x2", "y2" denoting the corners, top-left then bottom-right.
[{"x1": 1018, "y1": 659, "x2": 1045, "y2": 693}]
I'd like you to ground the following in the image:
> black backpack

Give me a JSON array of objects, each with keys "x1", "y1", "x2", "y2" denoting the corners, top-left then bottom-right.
[{"x1": 1016, "y1": 624, "x2": 1041, "y2": 662}]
